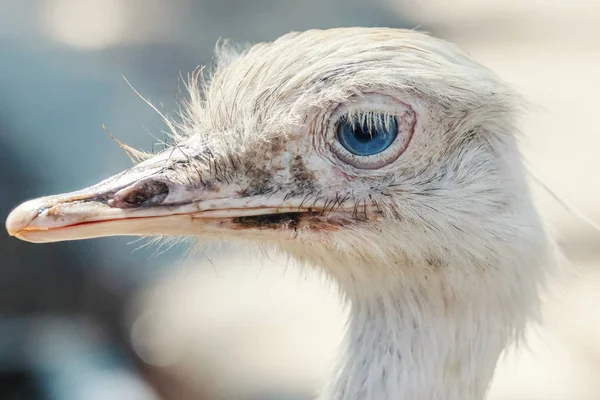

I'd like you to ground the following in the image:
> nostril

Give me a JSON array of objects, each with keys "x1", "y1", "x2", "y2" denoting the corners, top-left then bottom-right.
[
  {"x1": 123, "y1": 190, "x2": 149, "y2": 206},
  {"x1": 110, "y1": 180, "x2": 170, "y2": 209}
]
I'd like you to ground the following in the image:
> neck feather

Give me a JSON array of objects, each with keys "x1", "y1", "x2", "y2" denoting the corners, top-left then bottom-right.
[{"x1": 319, "y1": 264, "x2": 534, "y2": 400}]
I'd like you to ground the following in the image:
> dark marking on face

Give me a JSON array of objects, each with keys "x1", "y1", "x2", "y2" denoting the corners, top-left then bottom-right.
[
  {"x1": 289, "y1": 155, "x2": 317, "y2": 196},
  {"x1": 237, "y1": 137, "x2": 290, "y2": 197},
  {"x1": 203, "y1": 179, "x2": 215, "y2": 190},
  {"x1": 426, "y1": 255, "x2": 446, "y2": 270},
  {"x1": 268, "y1": 135, "x2": 286, "y2": 153},
  {"x1": 239, "y1": 160, "x2": 274, "y2": 197},
  {"x1": 233, "y1": 212, "x2": 300, "y2": 229}
]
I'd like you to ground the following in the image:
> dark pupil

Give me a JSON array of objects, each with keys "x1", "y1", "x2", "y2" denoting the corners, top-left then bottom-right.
[
  {"x1": 336, "y1": 114, "x2": 398, "y2": 156},
  {"x1": 353, "y1": 124, "x2": 378, "y2": 143}
]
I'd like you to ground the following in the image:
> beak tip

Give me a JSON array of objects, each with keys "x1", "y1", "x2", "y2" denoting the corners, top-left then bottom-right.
[{"x1": 5, "y1": 199, "x2": 43, "y2": 238}]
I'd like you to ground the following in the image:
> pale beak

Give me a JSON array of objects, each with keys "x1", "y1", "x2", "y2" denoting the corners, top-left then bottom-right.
[{"x1": 5, "y1": 150, "x2": 312, "y2": 243}]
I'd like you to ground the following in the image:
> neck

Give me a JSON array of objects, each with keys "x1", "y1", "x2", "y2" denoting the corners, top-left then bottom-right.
[{"x1": 319, "y1": 266, "x2": 527, "y2": 400}]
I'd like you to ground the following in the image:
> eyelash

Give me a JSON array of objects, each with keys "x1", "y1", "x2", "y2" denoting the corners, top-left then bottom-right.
[{"x1": 338, "y1": 111, "x2": 397, "y2": 133}]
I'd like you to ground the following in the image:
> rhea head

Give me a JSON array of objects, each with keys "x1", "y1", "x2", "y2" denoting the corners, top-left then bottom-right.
[{"x1": 6, "y1": 28, "x2": 549, "y2": 399}]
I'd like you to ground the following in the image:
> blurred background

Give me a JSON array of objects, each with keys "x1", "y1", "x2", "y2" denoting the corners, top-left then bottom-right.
[{"x1": 0, "y1": 0, "x2": 599, "y2": 399}]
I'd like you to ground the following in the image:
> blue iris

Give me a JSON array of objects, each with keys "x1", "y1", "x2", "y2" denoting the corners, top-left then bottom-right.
[{"x1": 337, "y1": 114, "x2": 398, "y2": 156}]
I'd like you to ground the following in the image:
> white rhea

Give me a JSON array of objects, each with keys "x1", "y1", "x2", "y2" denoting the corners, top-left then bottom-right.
[{"x1": 6, "y1": 28, "x2": 552, "y2": 400}]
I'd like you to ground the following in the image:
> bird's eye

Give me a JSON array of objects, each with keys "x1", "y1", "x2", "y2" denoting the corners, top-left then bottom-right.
[
  {"x1": 337, "y1": 114, "x2": 398, "y2": 156},
  {"x1": 324, "y1": 94, "x2": 416, "y2": 170}
]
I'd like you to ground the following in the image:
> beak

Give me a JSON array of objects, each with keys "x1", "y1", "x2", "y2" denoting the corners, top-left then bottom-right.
[{"x1": 5, "y1": 150, "x2": 313, "y2": 243}]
